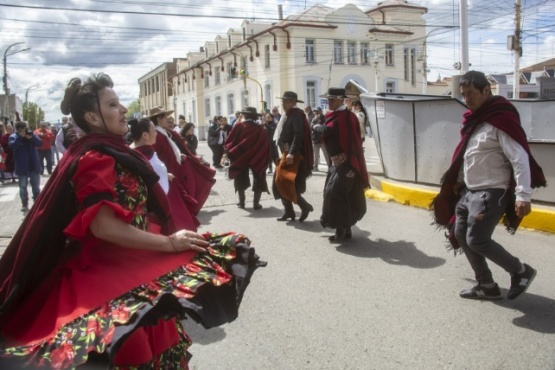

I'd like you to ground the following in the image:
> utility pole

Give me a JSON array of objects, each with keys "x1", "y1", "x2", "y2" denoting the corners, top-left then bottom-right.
[
  {"x1": 459, "y1": 0, "x2": 470, "y2": 74},
  {"x1": 512, "y1": 0, "x2": 522, "y2": 99},
  {"x1": 3, "y1": 42, "x2": 31, "y2": 120}
]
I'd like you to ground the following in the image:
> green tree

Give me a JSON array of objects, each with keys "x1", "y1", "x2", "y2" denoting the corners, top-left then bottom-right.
[
  {"x1": 23, "y1": 102, "x2": 45, "y2": 130},
  {"x1": 126, "y1": 98, "x2": 140, "y2": 119}
]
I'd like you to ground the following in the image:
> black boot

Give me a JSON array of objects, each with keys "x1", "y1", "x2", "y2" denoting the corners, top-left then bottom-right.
[
  {"x1": 277, "y1": 199, "x2": 295, "y2": 221},
  {"x1": 253, "y1": 191, "x2": 262, "y2": 210},
  {"x1": 237, "y1": 190, "x2": 246, "y2": 209},
  {"x1": 297, "y1": 196, "x2": 314, "y2": 222},
  {"x1": 329, "y1": 228, "x2": 346, "y2": 242},
  {"x1": 345, "y1": 226, "x2": 352, "y2": 239}
]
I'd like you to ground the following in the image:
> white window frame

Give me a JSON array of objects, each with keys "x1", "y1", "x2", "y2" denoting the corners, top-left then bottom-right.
[
  {"x1": 265, "y1": 45, "x2": 270, "y2": 69},
  {"x1": 305, "y1": 39, "x2": 315, "y2": 63},
  {"x1": 360, "y1": 43, "x2": 369, "y2": 65},
  {"x1": 306, "y1": 80, "x2": 317, "y2": 108},
  {"x1": 347, "y1": 42, "x2": 356, "y2": 64},
  {"x1": 334, "y1": 40, "x2": 343, "y2": 64},
  {"x1": 227, "y1": 93, "x2": 235, "y2": 115},
  {"x1": 215, "y1": 95, "x2": 222, "y2": 116},
  {"x1": 204, "y1": 98, "x2": 211, "y2": 117},
  {"x1": 385, "y1": 44, "x2": 394, "y2": 66}
]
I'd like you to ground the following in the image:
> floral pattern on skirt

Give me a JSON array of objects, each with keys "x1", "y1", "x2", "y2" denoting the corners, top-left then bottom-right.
[{"x1": 0, "y1": 232, "x2": 254, "y2": 369}]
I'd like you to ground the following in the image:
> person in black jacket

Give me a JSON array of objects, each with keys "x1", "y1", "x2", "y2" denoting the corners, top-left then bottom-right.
[
  {"x1": 207, "y1": 116, "x2": 226, "y2": 168},
  {"x1": 272, "y1": 91, "x2": 314, "y2": 222},
  {"x1": 181, "y1": 122, "x2": 198, "y2": 155}
]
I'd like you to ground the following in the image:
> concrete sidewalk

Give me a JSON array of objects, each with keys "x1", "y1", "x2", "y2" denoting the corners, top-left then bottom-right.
[{"x1": 362, "y1": 137, "x2": 555, "y2": 234}]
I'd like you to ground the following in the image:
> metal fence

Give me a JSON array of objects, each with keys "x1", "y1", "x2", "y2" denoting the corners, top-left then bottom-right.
[{"x1": 362, "y1": 93, "x2": 555, "y2": 204}]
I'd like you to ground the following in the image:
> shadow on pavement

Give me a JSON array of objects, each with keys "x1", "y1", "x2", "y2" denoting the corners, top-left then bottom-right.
[
  {"x1": 494, "y1": 291, "x2": 555, "y2": 334},
  {"x1": 181, "y1": 320, "x2": 227, "y2": 345},
  {"x1": 197, "y1": 209, "x2": 225, "y2": 225},
  {"x1": 335, "y1": 228, "x2": 446, "y2": 269}
]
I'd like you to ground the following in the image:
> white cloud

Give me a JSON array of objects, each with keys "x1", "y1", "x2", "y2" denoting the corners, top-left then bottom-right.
[{"x1": 1, "y1": 0, "x2": 553, "y2": 121}]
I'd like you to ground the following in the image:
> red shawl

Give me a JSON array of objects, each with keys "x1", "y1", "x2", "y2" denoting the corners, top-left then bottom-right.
[
  {"x1": 432, "y1": 96, "x2": 546, "y2": 250},
  {"x1": 166, "y1": 130, "x2": 216, "y2": 216},
  {"x1": 0, "y1": 133, "x2": 171, "y2": 320},
  {"x1": 324, "y1": 109, "x2": 370, "y2": 187},
  {"x1": 224, "y1": 119, "x2": 270, "y2": 180}
]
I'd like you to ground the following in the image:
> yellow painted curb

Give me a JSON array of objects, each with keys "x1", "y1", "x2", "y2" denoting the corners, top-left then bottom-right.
[
  {"x1": 365, "y1": 189, "x2": 394, "y2": 203},
  {"x1": 519, "y1": 208, "x2": 555, "y2": 234},
  {"x1": 380, "y1": 181, "x2": 437, "y2": 209},
  {"x1": 367, "y1": 179, "x2": 555, "y2": 234}
]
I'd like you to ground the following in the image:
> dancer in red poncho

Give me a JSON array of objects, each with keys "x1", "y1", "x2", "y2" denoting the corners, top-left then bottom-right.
[
  {"x1": 0, "y1": 73, "x2": 265, "y2": 369},
  {"x1": 149, "y1": 107, "x2": 216, "y2": 230},
  {"x1": 432, "y1": 71, "x2": 546, "y2": 301},
  {"x1": 223, "y1": 107, "x2": 270, "y2": 210},
  {"x1": 317, "y1": 88, "x2": 369, "y2": 242}
]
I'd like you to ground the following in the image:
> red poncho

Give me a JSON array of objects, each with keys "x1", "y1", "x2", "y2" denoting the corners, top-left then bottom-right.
[{"x1": 432, "y1": 96, "x2": 546, "y2": 250}]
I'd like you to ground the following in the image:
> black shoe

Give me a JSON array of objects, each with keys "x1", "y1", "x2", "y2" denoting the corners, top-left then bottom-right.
[
  {"x1": 329, "y1": 228, "x2": 346, "y2": 242},
  {"x1": 459, "y1": 284, "x2": 502, "y2": 300},
  {"x1": 21, "y1": 205, "x2": 29, "y2": 212},
  {"x1": 277, "y1": 211, "x2": 295, "y2": 221},
  {"x1": 507, "y1": 264, "x2": 537, "y2": 300},
  {"x1": 253, "y1": 204, "x2": 262, "y2": 210},
  {"x1": 299, "y1": 203, "x2": 313, "y2": 222}
]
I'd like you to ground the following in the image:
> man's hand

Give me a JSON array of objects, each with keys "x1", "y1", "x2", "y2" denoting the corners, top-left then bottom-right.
[
  {"x1": 285, "y1": 153, "x2": 294, "y2": 165},
  {"x1": 515, "y1": 200, "x2": 531, "y2": 218}
]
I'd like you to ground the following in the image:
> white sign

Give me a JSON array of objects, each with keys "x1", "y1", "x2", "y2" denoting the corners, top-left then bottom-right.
[{"x1": 376, "y1": 100, "x2": 386, "y2": 119}]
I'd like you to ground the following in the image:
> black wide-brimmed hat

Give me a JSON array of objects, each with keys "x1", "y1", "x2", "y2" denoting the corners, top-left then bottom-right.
[
  {"x1": 276, "y1": 91, "x2": 304, "y2": 103},
  {"x1": 319, "y1": 87, "x2": 348, "y2": 99},
  {"x1": 238, "y1": 107, "x2": 262, "y2": 116}
]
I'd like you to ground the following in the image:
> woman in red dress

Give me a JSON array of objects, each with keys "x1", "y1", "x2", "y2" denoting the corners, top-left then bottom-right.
[
  {"x1": 0, "y1": 74, "x2": 264, "y2": 369},
  {"x1": 150, "y1": 107, "x2": 216, "y2": 228}
]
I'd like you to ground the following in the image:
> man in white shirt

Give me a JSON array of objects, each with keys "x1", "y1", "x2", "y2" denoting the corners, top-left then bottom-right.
[{"x1": 434, "y1": 71, "x2": 546, "y2": 301}]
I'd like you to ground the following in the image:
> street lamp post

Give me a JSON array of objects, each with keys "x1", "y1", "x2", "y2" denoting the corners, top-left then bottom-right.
[
  {"x1": 3, "y1": 42, "x2": 31, "y2": 120},
  {"x1": 420, "y1": 28, "x2": 448, "y2": 94}
]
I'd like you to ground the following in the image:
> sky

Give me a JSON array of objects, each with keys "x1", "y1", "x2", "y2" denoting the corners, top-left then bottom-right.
[{"x1": 1, "y1": 0, "x2": 554, "y2": 122}]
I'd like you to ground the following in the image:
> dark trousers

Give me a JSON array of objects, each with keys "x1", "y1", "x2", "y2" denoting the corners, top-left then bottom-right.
[
  {"x1": 38, "y1": 149, "x2": 52, "y2": 174},
  {"x1": 208, "y1": 144, "x2": 224, "y2": 167},
  {"x1": 454, "y1": 188, "x2": 521, "y2": 284},
  {"x1": 234, "y1": 167, "x2": 268, "y2": 193}
]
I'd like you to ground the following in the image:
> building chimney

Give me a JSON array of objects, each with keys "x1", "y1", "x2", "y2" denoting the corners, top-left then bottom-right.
[{"x1": 278, "y1": 5, "x2": 283, "y2": 20}]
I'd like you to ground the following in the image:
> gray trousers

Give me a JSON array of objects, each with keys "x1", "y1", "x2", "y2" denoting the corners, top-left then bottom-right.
[{"x1": 454, "y1": 188, "x2": 521, "y2": 284}]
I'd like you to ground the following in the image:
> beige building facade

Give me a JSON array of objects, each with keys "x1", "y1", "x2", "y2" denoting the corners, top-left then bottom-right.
[
  {"x1": 141, "y1": 1, "x2": 429, "y2": 138},
  {"x1": 138, "y1": 60, "x2": 180, "y2": 117}
]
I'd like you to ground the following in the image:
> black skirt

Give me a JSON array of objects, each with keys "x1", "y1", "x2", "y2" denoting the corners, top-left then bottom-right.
[{"x1": 320, "y1": 162, "x2": 367, "y2": 229}]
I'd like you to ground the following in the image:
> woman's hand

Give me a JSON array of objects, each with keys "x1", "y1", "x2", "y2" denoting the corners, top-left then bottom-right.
[
  {"x1": 167, "y1": 230, "x2": 209, "y2": 253},
  {"x1": 168, "y1": 173, "x2": 175, "y2": 182}
]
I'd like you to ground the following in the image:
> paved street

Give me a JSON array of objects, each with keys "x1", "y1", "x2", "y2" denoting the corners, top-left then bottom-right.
[{"x1": 0, "y1": 140, "x2": 554, "y2": 369}]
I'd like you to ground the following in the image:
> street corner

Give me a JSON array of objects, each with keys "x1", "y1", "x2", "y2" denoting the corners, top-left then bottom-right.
[
  {"x1": 379, "y1": 180, "x2": 438, "y2": 210},
  {"x1": 519, "y1": 207, "x2": 555, "y2": 234}
]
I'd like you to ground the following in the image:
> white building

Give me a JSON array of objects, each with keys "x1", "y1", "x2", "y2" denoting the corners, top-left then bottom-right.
[{"x1": 146, "y1": 1, "x2": 428, "y2": 139}]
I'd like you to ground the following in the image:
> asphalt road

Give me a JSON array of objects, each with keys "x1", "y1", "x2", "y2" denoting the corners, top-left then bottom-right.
[{"x1": 186, "y1": 143, "x2": 555, "y2": 370}]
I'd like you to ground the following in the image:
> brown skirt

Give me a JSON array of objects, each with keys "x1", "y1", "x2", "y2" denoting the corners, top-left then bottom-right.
[{"x1": 274, "y1": 152, "x2": 303, "y2": 204}]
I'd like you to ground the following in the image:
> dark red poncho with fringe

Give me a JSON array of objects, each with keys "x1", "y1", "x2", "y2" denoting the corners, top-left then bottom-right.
[
  {"x1": 224, "y1": 119, "x2": 270, "y2": 180},
  {"x1": 432, "y1": 96, "x2": 546, "y2": 251}
]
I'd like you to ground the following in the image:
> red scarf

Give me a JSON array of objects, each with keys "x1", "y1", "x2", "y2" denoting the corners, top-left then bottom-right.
[
  {"x1": 324, "y1": 109, "x2": 369, "y2": 187},
  {"x1": 433, "y1": 96, "x2": 546, "y2": 250},
  {"x1": 0, "y1": 133, "x2": 171, "y2": 320},
  {"x1": 224, "y1": 120, "x2": 270, "y2": 179}
]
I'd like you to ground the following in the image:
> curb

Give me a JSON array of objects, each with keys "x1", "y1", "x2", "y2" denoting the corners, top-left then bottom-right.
[{"x1": 365, "y1": 177, "x2": 555, "y2": 234}]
